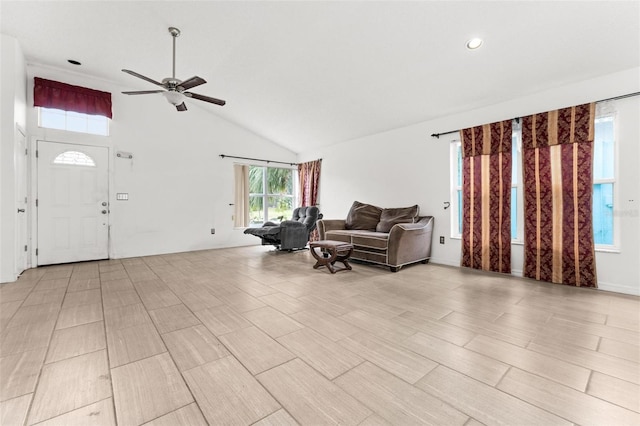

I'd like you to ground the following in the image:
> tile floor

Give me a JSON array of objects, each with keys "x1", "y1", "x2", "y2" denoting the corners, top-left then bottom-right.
[{"x1": 0, "y1": 246, "x2": 638, "y2": 425}]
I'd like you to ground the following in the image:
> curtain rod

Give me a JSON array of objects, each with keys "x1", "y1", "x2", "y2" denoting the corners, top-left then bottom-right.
[
  {"x1": 219, "y1": 154, "x2": 297, "y2": 166},
  {"x1": 219, "y1": 154, "x2": 323, "y2": 166},
  {"x1": 430, "y1": 91, "x2": 640, "y2": 139}
]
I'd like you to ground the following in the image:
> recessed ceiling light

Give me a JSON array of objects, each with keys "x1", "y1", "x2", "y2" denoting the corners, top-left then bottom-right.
[
  {"x1": 466, "y1": 38, "x2": 483, "y2": 50},
  {"x1": 67, "y1": 59, "x2": 81, "y2": 65}
]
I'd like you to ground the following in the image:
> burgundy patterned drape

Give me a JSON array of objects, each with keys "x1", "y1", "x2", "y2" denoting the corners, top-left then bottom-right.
[
  {"x1": 298, "y1": 159, "x2": 321, "y2": 241},
  {"x1": 460, "y1": 121, "x2": 512, "y2": 273},
  {"x1": 34, "y1": 77, "x2": 113, "y2": 118},
  {"x1": 522, "y1": 103, "x2": 597, "y2": 287}
]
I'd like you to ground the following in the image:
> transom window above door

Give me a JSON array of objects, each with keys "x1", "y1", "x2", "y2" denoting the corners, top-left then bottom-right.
[
  {"x1": 39, "y1": 108, "x2": 110, "y2": 136},
  {"x1": 34, "y1": 78, "x2": 112, "y2": 136}
]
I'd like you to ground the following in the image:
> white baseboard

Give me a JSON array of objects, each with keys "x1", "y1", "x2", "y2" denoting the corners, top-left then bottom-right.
[
  {"x1": 429, "y1": 258, "x2": 459, "y2": 268},
  {"x1": 597, "y1": 281, "x2": 640, "y2": 296},
  {"x1": 510, "y1": 268, "x2": 523, "y2": 277},
  {"x1": 0, "y1": 272, "x2": 18, "y2": 284},
  {"x1": 431, "y1": 258, "x2": 524, "y2": 278},
  {"x1": 429, "y1": 259, "x2": 638, "y2": 296}
]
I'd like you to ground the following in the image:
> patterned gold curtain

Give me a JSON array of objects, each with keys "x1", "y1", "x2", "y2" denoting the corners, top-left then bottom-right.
[
  {"x1": 521, "y1": 103, "x2": 597, "y2": 287},
  {"x1": 460, "y1": 121, "x2": 512, "y2": 273},
  {"x1": 298, "y1": 159, "x2": 322, "y2": 241}
]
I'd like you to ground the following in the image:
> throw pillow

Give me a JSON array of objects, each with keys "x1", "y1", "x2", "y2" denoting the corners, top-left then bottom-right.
[
  {"x1": 345, "y1": 201, "x2": 383, "y2": 230},
  {"x1": 376, "y1": 205, "x2": 419, "y2": 233}
]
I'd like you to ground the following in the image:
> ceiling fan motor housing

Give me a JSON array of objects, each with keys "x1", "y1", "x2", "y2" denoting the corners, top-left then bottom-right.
[{"x1": 162, "y1": 78, "x2": 182, "y2": 90}]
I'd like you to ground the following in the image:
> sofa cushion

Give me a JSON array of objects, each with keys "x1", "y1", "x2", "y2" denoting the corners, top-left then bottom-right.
[
  {"x1": 325, "y1": 229, "x2": 389, "y2": 250},
  {"x1": 350, "y1": 231, "x2": 389, "y2": 250},
  {"x1": 375, "y1": 205, "x2": 419, "y2": 233},
  {"x1": 345, "y1": 201, "x2": 383, "y2": 231}
]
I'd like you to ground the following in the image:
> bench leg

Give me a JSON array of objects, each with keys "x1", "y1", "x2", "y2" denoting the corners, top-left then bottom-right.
[
  {"x1": 311, "y1": 246, "x2": 352, "y2": 273},
  {"x1": 311, "y1": 247, "x2": 338, "y2": 273},
  {"x1": 335, "y1": 247, "x2": 353, "y2": 271}
]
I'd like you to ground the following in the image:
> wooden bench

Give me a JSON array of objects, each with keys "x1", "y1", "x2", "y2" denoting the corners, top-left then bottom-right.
[{"x1": 309, "y1": 240, "x2": 354, "y2": 274}]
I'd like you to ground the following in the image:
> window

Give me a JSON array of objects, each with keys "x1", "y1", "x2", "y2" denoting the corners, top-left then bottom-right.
[
  {"x1": 593, "y1": 114, "x2": 615, "y2": 247},
  {"x1": 450, "y1": 121, "x2": 522, "y2": 241},
  {"x1": 450, "y1": 109, "x2": 618, "y2": 249},
  {"x1": 248, "y1": 166, "x2": 296, "y2": 225},
  {"x1": 53, "y1": 151, "x2": 96, "y2": 167},
  {"x1": 38, "y1": 107, "x2": 109, "y2": 136},
  {"x1": 450, "y1": 141, "x2": 463, "y2": 238},
  {"x1": 511, "y1": 122, "x2": 523, "y2": 242}
]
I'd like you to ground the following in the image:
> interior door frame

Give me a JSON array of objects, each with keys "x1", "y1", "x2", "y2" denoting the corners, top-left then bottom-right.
[
  {"x1": 30, "y1": 137, "x2": 113, "y2": 267},
  {"x1": 15, "y1": 124, "x2": 29, "y2": 275}
]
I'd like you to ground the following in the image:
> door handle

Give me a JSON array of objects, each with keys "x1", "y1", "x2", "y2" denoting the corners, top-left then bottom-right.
[
  {"x1": 17, "y1": 208, "x2": 25, "y2": 213},
  {"x1": 102, "y1": 202, "x2": 108, "y2": 206},
  {"x1": 101, "y1": 210, "x2": 107, "y2": 214}
]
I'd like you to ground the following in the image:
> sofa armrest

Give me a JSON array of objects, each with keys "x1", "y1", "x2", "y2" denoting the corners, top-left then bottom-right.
[
  {"x1": 316, "y1": 219, "x2": 346, "y2": 240},
  {"x1": 387, "y1": 216, "x2": 434, "y2": 266}
]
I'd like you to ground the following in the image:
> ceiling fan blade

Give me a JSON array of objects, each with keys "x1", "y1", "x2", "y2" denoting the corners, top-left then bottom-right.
[
  {"x1": 176, "y1": 102, "x2": 188, "y2": 112},
  {"x1": 122, "y1": 90, "x2": 165, "y2": 95},
  {"x1": 184, "y1": 92, "x2": 226, "y2": 106},
  {"x1": 178, "y1": 76, "x2": 206, "y2": 91},
  {"x1": 122, "y1": 69, "x2": 165, "y2": 87}
]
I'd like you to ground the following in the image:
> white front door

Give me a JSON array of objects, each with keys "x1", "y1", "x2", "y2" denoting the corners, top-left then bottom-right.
[
  {"x1": 37, "y1": 141, "x2": 109, "y2": 265},
  {"x1": 15, "y1": 128, "x2": 28, "y2": 274}
]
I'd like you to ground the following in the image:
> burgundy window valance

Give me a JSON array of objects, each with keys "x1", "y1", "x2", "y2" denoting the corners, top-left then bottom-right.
[{"x1": 34, "y1": 77, "x2": 112, "y2": 119}]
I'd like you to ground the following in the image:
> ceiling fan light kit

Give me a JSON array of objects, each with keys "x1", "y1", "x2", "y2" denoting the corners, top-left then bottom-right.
[
  {"x1": 163, "y1": 90, "x2": 185, "y2": 105},
  {"x1": 121, "y1": 27, "x2": 226, "y2": 111}
]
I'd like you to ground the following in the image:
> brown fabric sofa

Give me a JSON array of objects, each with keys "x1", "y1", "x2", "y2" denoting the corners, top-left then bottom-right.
[{"x1": 317, "y1": 201, "x2": 434, "y2": 272}]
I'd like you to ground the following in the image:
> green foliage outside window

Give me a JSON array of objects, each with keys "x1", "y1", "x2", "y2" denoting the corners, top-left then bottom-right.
[{"x1": 249, "y1": 166, "x2": 295, "y2": 224}]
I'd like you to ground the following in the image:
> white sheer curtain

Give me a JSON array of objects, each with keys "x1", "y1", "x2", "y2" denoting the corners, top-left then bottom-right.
[{"x1": 233, "y1": 164, "x2": 249, "y2": 227}]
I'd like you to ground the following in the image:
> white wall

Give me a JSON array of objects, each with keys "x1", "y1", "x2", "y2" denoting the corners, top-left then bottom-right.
[
  {"x1": 24, "y1": 64, "x2": 296, "y2": 262},
  {"x1": 0, "y1": 34, "x2": 27, "y2": 283},
  {"x1": 299, "y1": 67, "x2": 640, "y2": 296},
  {"x1": 2, "y1": 41, "x2": 638, "y2": 295}
]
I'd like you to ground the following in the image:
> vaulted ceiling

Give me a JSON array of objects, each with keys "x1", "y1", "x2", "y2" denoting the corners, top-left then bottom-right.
[{"x1": 2, "y1": 1, "x2": 638, "y2": 153}]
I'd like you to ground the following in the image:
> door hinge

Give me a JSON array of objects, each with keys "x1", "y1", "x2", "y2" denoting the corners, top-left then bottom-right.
[
  {"x1": 36, "y1": 248, "x2": 38, "y2": 256},
  {"x1": 35, "y1": 199, "x2": 38, "y2": 207},
  {"x1": 35, "y1": 150, "x2": 39, "y2": 158},
  {"x1": 24, "y1": 245, "x2": 27, "y2": 252},
  {"x1": 25, "y1": 148, "x2": 28, "y2": 155}
]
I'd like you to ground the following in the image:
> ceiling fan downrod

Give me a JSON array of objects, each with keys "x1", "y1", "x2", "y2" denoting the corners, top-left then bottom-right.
[{"x1": 169, "y1": 27, "x2": 180, "y2": 79}]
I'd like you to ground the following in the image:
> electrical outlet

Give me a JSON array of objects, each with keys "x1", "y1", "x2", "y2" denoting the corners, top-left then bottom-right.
[
  {"x1": 211, "y1": 228, "x2": 215, "y2": 234},
  {"x1": 439, "y1": 236, "x2": 445, "y2": 244}
]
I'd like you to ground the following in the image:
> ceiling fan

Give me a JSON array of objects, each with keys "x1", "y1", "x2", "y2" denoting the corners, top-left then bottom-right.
[{"x1": 122, "y1": 27, "x2": 225, "y2": 111}]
